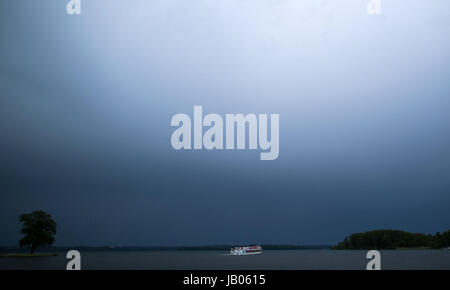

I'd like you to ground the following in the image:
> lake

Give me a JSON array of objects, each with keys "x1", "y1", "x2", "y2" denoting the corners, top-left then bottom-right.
[{"x1": 1, "y1": 250, "x2": 449, "y2": 270}]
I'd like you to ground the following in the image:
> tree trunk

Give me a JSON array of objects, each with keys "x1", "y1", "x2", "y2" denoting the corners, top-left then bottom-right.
[{"x1": 30, "y1": 245, "x2": 36, "y2": 255}]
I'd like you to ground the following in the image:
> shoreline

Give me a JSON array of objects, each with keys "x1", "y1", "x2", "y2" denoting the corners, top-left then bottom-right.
[{"x1": 0, "y1": 253, "x2": 58, "y2": 258}]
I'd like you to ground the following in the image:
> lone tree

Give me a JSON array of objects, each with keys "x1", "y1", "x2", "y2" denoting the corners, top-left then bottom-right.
[{"x1": 19, "y1": 210, "x2": 57, "y2": 254}]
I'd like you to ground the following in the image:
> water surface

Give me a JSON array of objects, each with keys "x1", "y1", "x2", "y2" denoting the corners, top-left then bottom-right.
[{"x1": 1, "y1": 250, "x2": 449, "y2": 270}]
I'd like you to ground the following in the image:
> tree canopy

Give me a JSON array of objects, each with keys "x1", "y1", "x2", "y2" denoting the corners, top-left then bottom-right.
[
  {"x1": 334, "y1": 229, "x2": 450, "y2": 250},
  {"x1": 19, "y1": 210, "x2": 57, "y2": 254}
]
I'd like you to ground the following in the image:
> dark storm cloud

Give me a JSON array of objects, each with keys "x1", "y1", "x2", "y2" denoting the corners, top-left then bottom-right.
[{"x1": 1, "y1": 0, "x2": 450, "y2": 246}]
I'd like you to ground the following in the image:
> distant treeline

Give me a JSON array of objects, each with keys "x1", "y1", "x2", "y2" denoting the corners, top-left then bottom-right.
[
  {"x1": 334, "y1": 229, "x2": 450, "y2": 250},
  {"x1": 0, "y1": 244, "x2": 331, "y2": 253}
]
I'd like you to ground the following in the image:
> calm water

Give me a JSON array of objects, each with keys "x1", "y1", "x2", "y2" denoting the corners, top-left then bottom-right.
[{"x1": 1, "y1": 250, "x2": 449, "y2": 270}]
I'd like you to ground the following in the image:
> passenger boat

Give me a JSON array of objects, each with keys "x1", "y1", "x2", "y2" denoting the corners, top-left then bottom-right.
[{"x1": 230, "y1": 245, "x2": 262, "y2": 255}]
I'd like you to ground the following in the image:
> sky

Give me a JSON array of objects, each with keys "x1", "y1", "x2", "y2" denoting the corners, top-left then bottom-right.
[{"x1": 1, "y1": 0, "x2": 450, "y2": 246}]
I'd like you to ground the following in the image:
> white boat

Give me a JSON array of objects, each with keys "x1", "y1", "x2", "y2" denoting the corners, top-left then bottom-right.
[{"x1": 230, "y1": 245, "x2": 262, "y2": 255}]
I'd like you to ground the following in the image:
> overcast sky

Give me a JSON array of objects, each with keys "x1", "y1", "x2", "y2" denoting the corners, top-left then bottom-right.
[{"x1": 1, "y1": 0, "x2": 449, "y2": 246}]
